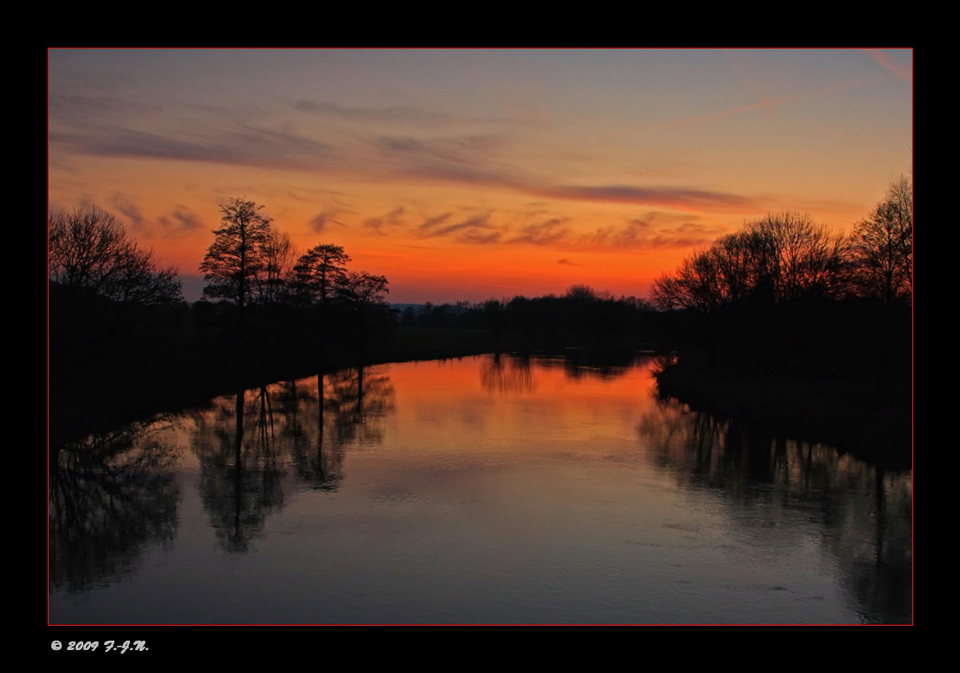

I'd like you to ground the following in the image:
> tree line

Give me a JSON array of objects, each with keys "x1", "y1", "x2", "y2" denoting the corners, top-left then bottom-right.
[
  {"x1": 192, "y1": 197, "x2": 392, "y2": 366},
  {"x1": 647, "y1": 176, "x2": 912, "y2": 383},
  {"x1": 48, "y1": 178, "x2": 912, "y2": 441},
  {"x1": 49, "y1": 176, "x2": 912, "y2": 326},
  {"x1": 651, "y1": 176, "x2": 913, "y2": 312},
  {"x1": 48, "y1": 198, "x2": 393, "y2": 446},
  {"x1": 197, "y1": 198, "x2": 389, "y2": 323},
  {"x1": 397, "y1": 286, "x2": 657, "y2": 349}
]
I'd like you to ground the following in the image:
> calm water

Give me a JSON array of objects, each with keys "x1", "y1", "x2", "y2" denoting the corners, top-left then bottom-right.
[{"x1": 49, "y1": 354, "x2": 912, "y2": 624}]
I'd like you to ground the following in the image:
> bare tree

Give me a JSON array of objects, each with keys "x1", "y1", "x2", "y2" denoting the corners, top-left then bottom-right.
[
  {"x1": 849, "y1": 176, "x2": 913, "y2": 304},
  {"x1": 652, "y1": 246, "x2": 725, "y2": 312},
  {"x1": 652, "y1": 212, "x2": 846, "y2": 311},
  {"x1": 48, "y1": 206, "x2": 182, "y2": 305},
  {"x1": 252, "y1": 230, "x2": 297, "y2": 306}
]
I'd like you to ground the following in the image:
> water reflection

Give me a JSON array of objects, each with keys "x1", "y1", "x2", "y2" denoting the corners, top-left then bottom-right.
[
  {"x1": 535, "y1": 348, "x2": 638, "y2": 381},
  {"x1": 50, "y1": 355, "x2": 910, "y2": 624},
  {"x1": 285, "y1": 376, "x2": 342, "y2": 491},
  {"x1": 190, "y1": 368, "x2": 396, "y2": 552},
  {"x1": 325, "y1": 366, "x2": 395, "y2": 446},
  {"x1": 480, "y1": 353, "x2": 535, "y2": 393},
  {"x1": 193, "y1": 388, "x2": 285, "y2": 553},
  {"x1": 639, "y1": 393, "x2": 912, "y2": 624},
  {"x1": 49, "y1": 420, "x2": 181, "y2": 592},
  {"x1": 284, "y1": 368, "x2": 395, "y2": 489}
]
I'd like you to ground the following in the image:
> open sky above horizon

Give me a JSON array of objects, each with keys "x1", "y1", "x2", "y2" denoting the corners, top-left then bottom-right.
[{"x1": 48, "y1": 48, "x2": 912, "y2": 304}]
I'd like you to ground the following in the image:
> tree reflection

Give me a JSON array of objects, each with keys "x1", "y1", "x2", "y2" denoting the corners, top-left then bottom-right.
[
  {"x1": 49, "y1": 420, "x2": 181, "y2": 593},
  {"x1": 193, "y1": 387, "x2": 284, "y2": 553},
  {"x1": 287, "y1": 375, "x2": 343, "y2": 491},
  {"x1": 534, "y1": 350, "x2": 639, "y2": 381},
  {"x1": 190, "y1": 367, "x2": 396, "y2": 523},
  {"x1": 480, "y1": 353, "x2": 535, "y2": 393},
  {"x1": 325, "y1": 366, "x2": 395, "y2": 447},
  {"x1": 639, "y1": 392, "x2": 912, "y2": 624}
]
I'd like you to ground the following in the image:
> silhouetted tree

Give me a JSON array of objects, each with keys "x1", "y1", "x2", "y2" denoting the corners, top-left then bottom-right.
[
  {"x1": 199, "y1": 198, "x2": 273, "y2": 310},
  {"x1": 252, "y1": 230, "x2": 296, "y2": 307},
  {"x1": 849, "y1": 176, "x2": 913, "y2": 304},
  {"x1": 336, "y1": 271, "x2": 389, "y2": 314},
  {"x1": 48, "y1": 206, "x2": 182, "y2": 305},
  {"x1": 293, "y1": 244, "x2": 351, "y2": 310},
  {"x1": 335, "y1": 271, "x2": 391, "y2": 347},
  {"x1": 652, "y1": 212, "x2": 846, "y2": 311}
]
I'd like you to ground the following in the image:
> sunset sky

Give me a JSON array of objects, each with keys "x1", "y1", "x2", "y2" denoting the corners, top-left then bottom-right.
[{"x1": 48, "y1": 49, "x2": 912, "y2": 304}]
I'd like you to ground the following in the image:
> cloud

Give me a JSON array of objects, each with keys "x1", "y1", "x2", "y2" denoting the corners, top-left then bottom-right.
[
  {"x1": 418, "y1": 212, "x2": 504, "y2": 244},
  {"x1": 509, "y1": 218, "x2": 570, "y2": 245},
  {"x1": 533, "y1": 185, "x2": 748, "y2": 209},
  {"x1": 309, "y1": 210, "x2": 348, "y2": 232},
  {"x1": 292, "y1": 99, "x2": 541, "y2": 131},
  {"x1": 459, "y1": 229, "x2": 503, "y2": 245},
  {"x1": 372, "y1": 134, "x2": 510, "y2": 182},
  {"x1": 863, "y1": 49, "x2": 912, "y2": 83},
  {"x1": 581, "y1": 216, "x2": 722, "y2": 250},
  {"x1": 110, "y1": 194, "x2": 148, "y2": 234},
  {"x1": 48, "y1": 93, "x2": 162, "y2": 123},
  {"x1": 417, "y1": 212, "x2": 453, "y2": 231},
  {"x1": 377, "y1": 206, "x2": 725, "y2": 251},
  {"x1": 293, "y1": 100, "x2": 456, "y2": 126},
  {"x1": 650, "y1": 74, "x2": 884, "y2": 133},
  {"x1": 364, "y1": 206, "x2": 407, "y2": 235},
  {"x1": 156, "y1": 204, "x2": 204, "y2": 234},
  {"x1": 51, "y1": 123, "x2": 340, "y2": 172},
  {"x1": 372, "y1": 134, "x2": 751, "y2": 211},
  {"x1": 52, "y1": 111, "x2": 756, "y2": 213}
]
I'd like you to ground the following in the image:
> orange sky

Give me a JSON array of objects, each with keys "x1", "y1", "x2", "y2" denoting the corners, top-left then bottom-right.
[{"x1": 48, "y1": 49, "x2": 912, "y2": 303}]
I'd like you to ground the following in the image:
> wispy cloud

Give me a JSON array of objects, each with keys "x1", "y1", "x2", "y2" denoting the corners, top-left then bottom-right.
[
  {"x1": 590, "y1": 214, "x2": 723, "y2": 249},
  {"x1": 293, "y1": 100, "x2": 457, "y2": 126},
  {"x1": 364, "y1": 206, "x2": 407, "y2": 235},
  {"x1": 52, "y1": 112, "x2": 756, "y2": 213},
  {"x1": 110, "y1": 193, "x2": 148, "y2": 234},
  {"x1": 417, "y1": 212, "x2": 453, "y2": 231},
  {"x1": 309, "y1": 209, "x2": 350, "y2": 232},
  {"x1": 49, "y1": 93, "x2": 162, "y2": 122},
  {"x1": 650, "y1": 74, "x2": 884, "y2": 132},
  {"x1": 509, "y1": 218, "x2": 570, "y2": 245},
  {"x1": 156, "y1": 204, "x2": 204, "y2": 235},
  {"x1": 392, "y1": 207, "x2": 723, "y2": 251},
  {"x1": 863, "y1": 49, "x2": 912, "y2": 83},
  {"x1": 372, "y1": 134, "x2": 752, "y2": 211},
  {"x1": 531, "y1": 184, "x2": 748, "y2": 209},
  {"x1": 418, "y1": 212, "x2": 505, "y2": 244},
  {"x1": 51, "y1": 123, "x2": 340, "y2": 172},
  {"x1": 293, "y1": 99, "x2": 541, "y2": 130}
]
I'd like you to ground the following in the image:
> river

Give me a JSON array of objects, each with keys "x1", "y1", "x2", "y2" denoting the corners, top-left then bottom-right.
[{"x1": 49, "y1": 353, "x2": 911, "y2": 624}]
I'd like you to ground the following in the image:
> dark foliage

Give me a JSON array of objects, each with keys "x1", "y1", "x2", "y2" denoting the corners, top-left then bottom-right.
[
  {"x1": 49, "y1": 206, "x2": 183, "y2": 305},
  {"x1": 199, "y1": 197, "x2": 273, "y2": 308}
]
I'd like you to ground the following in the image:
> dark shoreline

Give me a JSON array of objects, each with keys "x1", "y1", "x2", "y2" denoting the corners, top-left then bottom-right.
[
  {"x1": 654, "y1": 358, "x2": 912, "y2": 470},
  {"x1": 49, "y1": 327, "x2": 502, "y2": 451},
  {"x1": 50, "y1": 328, "x2": 912, "y2": 473}
]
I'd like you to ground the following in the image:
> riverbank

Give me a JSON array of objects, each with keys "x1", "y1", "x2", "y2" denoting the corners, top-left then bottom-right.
[
  {"x1": 654, "y1": 357, "x2": 912, "y2": 468},
  {"x1": 50, "y1": 327, "x2": 502, "y2": 450}
]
